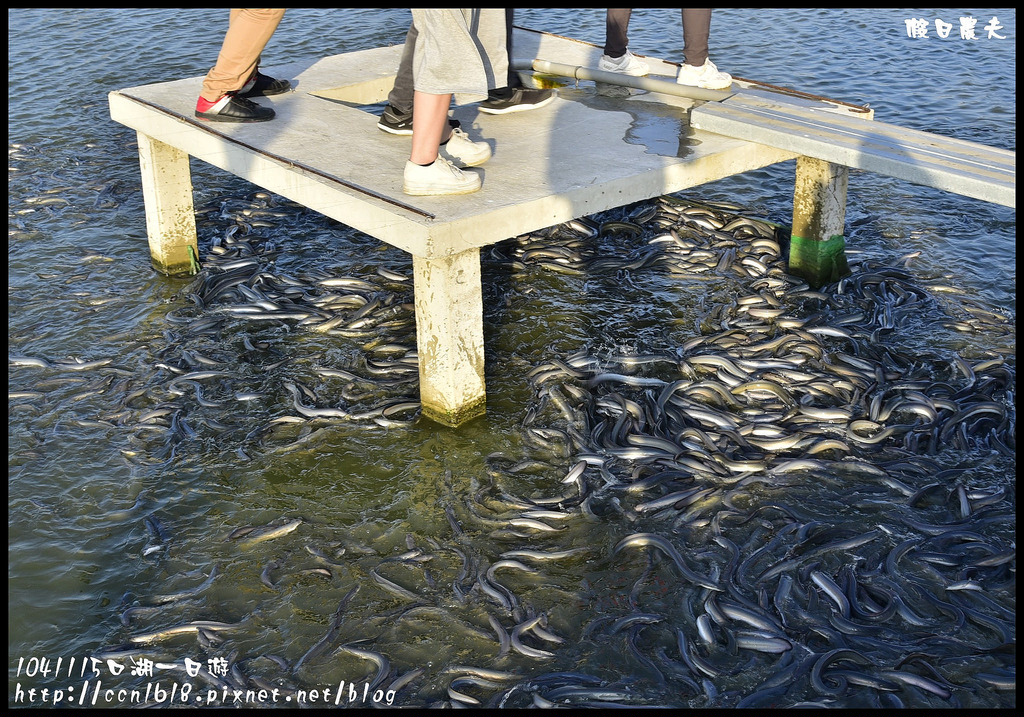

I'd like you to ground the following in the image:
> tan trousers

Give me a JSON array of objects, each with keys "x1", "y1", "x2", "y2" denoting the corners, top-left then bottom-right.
[{"x1": 200, "y1": 9, "x2": 286, "y2": 102}]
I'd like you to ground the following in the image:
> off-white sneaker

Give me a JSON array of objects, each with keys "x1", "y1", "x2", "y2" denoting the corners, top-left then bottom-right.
[
  {"x1": 676, "y1": 59, "x2": 732, "y2": 90},
  {"x1": 598, "y1": 49, "x2": 650, "y2": 76},
  {"x1": 438, "y1": 127, "x2": 492, "y2": 167},
  {"x1": 403, "y1": 158, "x2": 481, "y2": 196}
]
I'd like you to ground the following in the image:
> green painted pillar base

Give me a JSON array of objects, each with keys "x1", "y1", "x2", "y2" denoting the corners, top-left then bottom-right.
[
  {"x1": 421, "y1": 395, "x2": 487, "y2": 428},
  {"x1": 149, "y1": 255, "x2": 199, "y2": 277},
  {"x1": 789, "y1": 156, "x2": 850, "y2": 288},
  {"x1": 151, "y1": 244, "x2": 200, "y2": 277},
  {"x1": 788, "y1": 234, "x2": 850, "y2": 288}
]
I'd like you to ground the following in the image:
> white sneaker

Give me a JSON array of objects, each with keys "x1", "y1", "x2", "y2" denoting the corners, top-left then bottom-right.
[
  {"x1": 438, "y1": 127, "x2": 492, "y2": 167},
  {"x1": 403, "y1": 158, "x2": 481, "y2": 196},
  {"x1": 598, "y1": 50, "x2": 650, "y2": 76},
  {"x1": 676, "y1": 59, "x2": 732, "y2": 90}
]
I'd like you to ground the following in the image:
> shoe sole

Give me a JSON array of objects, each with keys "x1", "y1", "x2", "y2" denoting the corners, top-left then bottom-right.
[
  {"x1": 377, "y1": 122, "x2": 413, "y2": 136},
  {"x1": 677, "y1": 79, "x2": 732, "y2": 90},
  {"x1": 403, "y1": 183, "x2": 481, "y2": 196},
  {"x1": 195, "y1": 112, "x2": 275, "y2": 123},
  {"x1": 377, "y1": 117, "x2": 460, "y2": 135},
  {"x1": 238, "y1": 87, "x2": 290, "y2": 98},
  {"x1": 599, "y1": 67, "x2": 650, "y2": 77},
  {"x1": 677, "y1": 82, "x2": 733, "y2": 90},
  {"x1": 478, "y1": 93, "x2": 556, "y2": 115}
]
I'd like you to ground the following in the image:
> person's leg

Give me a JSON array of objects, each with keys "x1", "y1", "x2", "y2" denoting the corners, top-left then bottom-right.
[
  {"x1": 604, "y1": 8, "x2": 632, "y2": 58},
  {"x1": 481, "y1": 9, "x2": 520, "y2": 100},
  {"x1": 408, "y1": 11, "x2": 495, "y2": 172},
  {"x1": 403, "y1": 10, "x2": 487, "y2": 194},
  {"x1": 387, "y1": 23, "x2": 418, "y2": 115},
  {"x1": 478, "y1": 8, "x2": 556, "y2": 114},
  {"x1": 380, "y1": 22, "x2": 467, "y2": 134},
  {"x1": 196, "y1": 9, "x2": 286, "y2": 121},
  {"x1": 403, "y1": 11, "x2": 473, "y2": 189},
  {"x1": 404, "y1": 89, "x2": 481, "y2": 194},
  {"x1": 681, "y1": 8, "x2": 711, "y2": 67},
  {"x1": 200, "y1": 9, "x2": 285, "y2": 102},
  {"x1": 407, "y1": 85, "x2": 491, "y2": 170},
  {"x1": 676, "y1": 9, "x2": 731, "y2": 89},
  {"x1": 600, "y1": 8, "x2": 648, "y2": 75},
  {"x1": 503, "y1": 8, "x2": 520, "y2": 90},
  {"x1": 409, "y1": 91, "x2": 451, "y2": 166}
]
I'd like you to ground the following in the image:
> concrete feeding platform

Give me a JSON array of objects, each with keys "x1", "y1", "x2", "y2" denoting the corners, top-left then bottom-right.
[{"x1": 106, "y1": 27, "x2": 893, "y2": 426}]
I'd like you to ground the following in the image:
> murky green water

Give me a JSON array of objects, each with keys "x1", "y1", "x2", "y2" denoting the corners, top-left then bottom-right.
[{"x1": 9, "y1": 9, "x2": 1014, "y2": 709}]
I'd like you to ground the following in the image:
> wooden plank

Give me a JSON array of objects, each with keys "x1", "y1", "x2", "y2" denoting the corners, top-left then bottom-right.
[{"x1": 691, "y1": 95, "x2": 1015, "y2": 208}]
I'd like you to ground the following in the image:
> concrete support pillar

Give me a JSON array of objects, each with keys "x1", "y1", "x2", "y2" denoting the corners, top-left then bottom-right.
[
  {"x1": 412, "y1": 249, "x2": 487, "y2": 427},
  {"x1": 789, "y1": 156, "x2": 850, "y2": 287},
  {"x1": 136, "y1": 132, "x2": 199, "y2": 276}
]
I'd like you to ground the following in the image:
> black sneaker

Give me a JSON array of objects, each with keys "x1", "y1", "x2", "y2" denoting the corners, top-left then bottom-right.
[
  {"x1": 195, "y1": 94, "x2": 275, "y2": 123},
  {"x1": 479, "y1": 87, "x2": 556, "y2": 115},
  {"x1": 377, "y1": 104, "x2": 461, "y2": 135},
  {"x1": 238, "y1": 71, "x2": 291, "y2": 98}
]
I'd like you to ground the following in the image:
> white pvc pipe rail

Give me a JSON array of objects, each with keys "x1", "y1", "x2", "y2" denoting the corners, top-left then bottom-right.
[{"x1": 515, "y1": 59, "x2": 734, "y2": 102}]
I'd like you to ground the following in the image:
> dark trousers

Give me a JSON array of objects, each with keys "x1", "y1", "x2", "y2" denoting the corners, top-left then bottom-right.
[{"x1": 604, "y1": 9, "x2": 712, "y2": 67}]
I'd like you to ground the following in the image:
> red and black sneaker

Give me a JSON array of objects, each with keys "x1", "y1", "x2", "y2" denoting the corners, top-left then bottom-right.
[
  {"x1": 238, "y1": 71, "x2": 291, "y2": 98},
  {"x1": 195, "y1": 93, "x2": 275, "y2": 123}
]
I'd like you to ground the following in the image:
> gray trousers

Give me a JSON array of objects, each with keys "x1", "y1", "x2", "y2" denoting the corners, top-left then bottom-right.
[
  {"x1": 387, "y1": 8, "x2": 519, "y2": 114},
  {"x1": 605, "y1": 9, "x2": 713, "y2": 67}
]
